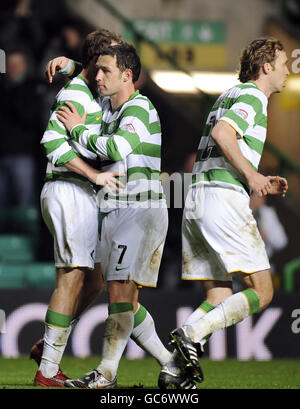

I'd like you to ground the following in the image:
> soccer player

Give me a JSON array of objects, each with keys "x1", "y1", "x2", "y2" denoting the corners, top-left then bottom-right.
[
  {"x1": 33, "y1": 29, "x2": 124, "y2": 387},
  {"x1": 55, "y1": 42, "x2": 175, "y2": 389},
  {"x1": 158, "y1": 37, "x2": 289, "y2": 387}
]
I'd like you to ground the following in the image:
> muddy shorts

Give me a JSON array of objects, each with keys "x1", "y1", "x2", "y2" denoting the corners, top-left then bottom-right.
[
  {"x1": 182, "y1": 184, "x2": 270, "y2": 281},
  {"x1": 100, "y1": 206, "x2": 168, "y2": 287},
  {"x1": 41, "y1": 180, "x2": 101, "y2": 269}
]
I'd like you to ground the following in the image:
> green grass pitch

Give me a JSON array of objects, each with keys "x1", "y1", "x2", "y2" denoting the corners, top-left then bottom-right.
[{"x1": 0, "y1": 356, "x2": 300, "y2": 389}]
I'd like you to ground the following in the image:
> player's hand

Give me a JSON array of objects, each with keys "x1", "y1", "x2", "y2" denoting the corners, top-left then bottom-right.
[
  {"x1": 95, "y1": 172, "x2": 125, "y2": 194},
  {"x1": 57, "y1": 101, "x2": 87, "y2": 133},
  {"x1": 45, "y1": 56, "x2": 69, "y2": 83},
  {"x1": 247, "y1": 171, "x2": 272, "y2": 197},
  {"x1": 266, "y1": 176, "x2": 288, "y2": 197}
]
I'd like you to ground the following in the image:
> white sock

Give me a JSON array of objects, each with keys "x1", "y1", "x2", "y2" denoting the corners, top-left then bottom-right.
[
  {"x1": 39, "y1": 324, "x2": 71, "y2": 378},
  {"x1": 184, "y1": 308, "x2": 207, "y2": 326},
  {"x1": 97, "y1": 310, "x2": 134, "y2": 381},
  {"x1": 166, "y1": 302, "x2": 214, "y2": 373},
  {"x1": 131, "y1": 304, "x2": 172, "y2": 366},
  {"x1": 185, "y1": 292, "x2": 252, "y2": 343},
  {"x1": 183, "y1": 305, "x2": 211, "y2": 348}
]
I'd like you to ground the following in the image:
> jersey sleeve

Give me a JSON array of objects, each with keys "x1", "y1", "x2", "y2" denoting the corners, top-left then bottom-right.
[
  {"x1": 219, "y1": 92, "x2": 262, "y2": 138},
  {"x1": 59, "y1": 59, "x2": 82, "y2": 79},
  {"x1": 40, "y1": 89, "x2": 85, "y2": 166},
  {"x1": 70, "y1": 104, "x2": 145, "y2": 162}
]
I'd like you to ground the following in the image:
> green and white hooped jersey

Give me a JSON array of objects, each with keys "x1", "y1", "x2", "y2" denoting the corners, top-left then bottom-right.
[
  {"x1": 193, "y1": 81, "x2": 268, "y2": 194},
  {"x1": 41, "y1": 75, "x2": 102, "y2": 183},
  {"x1": 71, "y1": 90, "x2": 165, "y2": 211}
]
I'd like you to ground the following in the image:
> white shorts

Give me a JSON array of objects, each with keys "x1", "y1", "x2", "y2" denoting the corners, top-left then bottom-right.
[
  {"x1": 41, "y1": 180, "x2": 101, "y2": 269},
  {"x1": 182, "y1": 184, "x2": 270, "y2": 281},
  {"x1": 100, "y1": 206, "x2": 168, "y2": 287}
]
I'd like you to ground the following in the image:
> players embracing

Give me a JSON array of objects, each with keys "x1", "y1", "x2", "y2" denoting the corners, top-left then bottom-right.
[{"x1": 34, "y1": 34, "x2": 289, "y2": 389}]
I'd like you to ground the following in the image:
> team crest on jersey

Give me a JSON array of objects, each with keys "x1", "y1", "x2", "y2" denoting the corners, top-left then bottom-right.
[
  {"x1": 234, "y1": 108, "x2": 248, "y2": 120},
  {"x1": 121, "y1": 123, "x2": 135, "y2": 133}
]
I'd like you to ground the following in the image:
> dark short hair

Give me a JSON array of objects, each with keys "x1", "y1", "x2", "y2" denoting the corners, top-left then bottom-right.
[
  {"x1": 81, "y1": 29, "x2": 122, "y2": 68},
  {"x1": 238, "y1": 37, "x2": 285, "y2": 83},
  {"x1": 96, "y1": 42, "x2": 141, "y2": 83}
]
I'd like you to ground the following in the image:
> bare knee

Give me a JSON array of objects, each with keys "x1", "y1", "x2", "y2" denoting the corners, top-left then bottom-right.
[{"x1": 56, "y1": 267, "x2": 85, "y2": 297}]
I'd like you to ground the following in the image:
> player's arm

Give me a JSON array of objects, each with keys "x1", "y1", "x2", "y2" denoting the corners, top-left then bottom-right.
[
  {"x1": 57, "y1": 101, "x2": 142, "y2": 162},
  {"x1": 45, "y1": 57, "x2": 82, "y2": 84},
  {"x1": 65, "y1": 157, "x2": 124, "y2": 192},
  {"x1": 40, "y1": 102, "x2": 80, "y2": 167},
  {"x1": 211, "y1": 120, "x2": 272, "y2": 197},
  {"x1": 41, "y1": 101, "x2": 123, "y2": 191}
]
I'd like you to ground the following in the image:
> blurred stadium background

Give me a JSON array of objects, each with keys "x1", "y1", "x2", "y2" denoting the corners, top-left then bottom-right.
[{"x1": 0, "y1": 0, "x2": 300, "y2": 364}]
